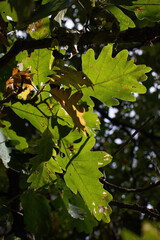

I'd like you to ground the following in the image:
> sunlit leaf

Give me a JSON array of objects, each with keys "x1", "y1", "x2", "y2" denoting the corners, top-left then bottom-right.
[
  {"x1": 107, "y1": 6, "x2": 135, "y2": 31},
  {"x1": 28, "y1": 158, "x2": 62, "y2": 189},
  {"x1": 27, "y1": 17, "x2": 50, "y2": 39},
  {"x1": 54, "y1": 9, "x2": 67, "y2": 26},
  {"x1": 58, "y1": 137, "x2": 113, "y2": 222},
  {"x1": 1, "y1": 120, "x2": 28, "y2": 150},
  {"x1": 5, "y1": 67, "x2": 34, "y2": 98},
  {"x1": 16, "y1": 49, "x2": 52, "y2": 89},
  {"x1": 0, "y1": 1, "x2": 17, "y2": 22},
  {"x1": 82, "y1": 44, "x2": 151, "y2": 107},
  {"x1": 123, "y1": 0, "x2": 160, "y2": 22},
  {"x1": 9, "y1": 102, "x2": 49, "y2": 133}
]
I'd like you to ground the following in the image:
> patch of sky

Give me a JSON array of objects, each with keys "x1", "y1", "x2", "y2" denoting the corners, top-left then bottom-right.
[
  {"x1": 111, "y1": 162, "x2": 117, "y2": 169},
  {"x1": 114, "y1": 138, "x2": 122, "y2": 145},
  {"x1": 64, "y1": 17, "x2": 74, "y2": 29},
  {"x1": 108, "y1": 107, "x2": 118, "y2": 118},
  {"x1": 129, "y1": 110, "x2": 136, "y2": 118}
]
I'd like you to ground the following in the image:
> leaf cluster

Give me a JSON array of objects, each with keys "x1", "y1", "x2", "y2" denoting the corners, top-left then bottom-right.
[{"x1": 0, "y1": 0, "x2": 160, "y2": 239}]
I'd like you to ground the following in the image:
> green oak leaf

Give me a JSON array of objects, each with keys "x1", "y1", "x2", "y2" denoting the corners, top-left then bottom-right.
[
  {"x1": 9, "y1": 102, "x2": 49, "y2": 133},
  {"x1": 82, "y1": 44, "x2": 151, "y2": 107},
  {"x1": 61, "y1": 184, "x2": 98, "y2": 233},
  {"x1": 29, "y1": 128, "x2": 54, "y2": 168},
  {"x1": 16, "y1": 49, "x2": 52, "y2": 89},
  {"x1": 28, "y1": 158, "x2": 62, "y2": 189},
  {"x1": 49, "y1": 65, "x2": 93, "y2": 90},
  {"x1": 21, "y1": 190, "x2": 51, "y2": 237},
  {"x1": 27, "y1": 16, "x2": 50, "y2": 40},
  {"x1": 0, "y1": 1, "x2": 17, "y2": 22},
  {"x1": 58, "y1": 137, "x2": 113, "y2": 222},
  {"x1": 122, "y1": 0, "x2": 160, "y2": 22},
  {"x1": 27, "y1": 128, "x2": 62, "y2": 189},
  {"x1": 8, "y1": 0, "x2": 35, "y2": 25},
  {"x1": 1, "y1": 120, "x2": 28, "y2": 150},
  {"x1": 107, "y1": 6, "x2": 135, "y2": 31}
]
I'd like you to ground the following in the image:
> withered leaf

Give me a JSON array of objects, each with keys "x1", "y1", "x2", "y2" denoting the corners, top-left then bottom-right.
[{"x1": 6, "y1": 67, "x2": 34, "y2": 99}]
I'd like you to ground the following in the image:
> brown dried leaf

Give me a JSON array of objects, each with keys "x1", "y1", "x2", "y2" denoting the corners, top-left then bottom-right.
[{"x1": 6, "y1": 67, "x2": 34, "y2": 98}]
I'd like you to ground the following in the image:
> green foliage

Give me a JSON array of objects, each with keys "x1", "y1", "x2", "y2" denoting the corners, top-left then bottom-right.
[
  {"x1": 28, "y1": 128, "x2": 62, "y2": 189},
  {"x1": 1, "y1": 120, "x2": 28, "y2": 150},
  {"x1": 8, "y1": 0, "x2": 35, "y2": 24},
  {"x1": 0, "y1": 0, "x2": 159, "y2": 239},
  {"x1": 63, "y1": 137, "x2": 112, "y2": 222},
  {"x1": 107, "y1": 5, "x2": 135, "y2": 31},
  {"x1": 16, "y1": 49, "x2": 52, "y2": 88},
  {"x1": 49, "y1": 65, "x2": 93, "y2": 90},
  {"x1": 82, "y1": 45, "x2": 151, "y2": 106},
  {"x1": 124, "y1": 0, "x2": 160, "y2": 22},
  {"x1": 21, "y1": 190, "x2": 51, "y2": 237}
]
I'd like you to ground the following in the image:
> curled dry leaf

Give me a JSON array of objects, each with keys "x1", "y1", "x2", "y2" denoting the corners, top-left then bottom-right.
[{"x1": 6, "y1": 67, "x2": 34, "y2": 99}]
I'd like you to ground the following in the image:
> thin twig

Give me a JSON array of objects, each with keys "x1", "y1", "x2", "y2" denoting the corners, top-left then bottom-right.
[
  {"x1": 1, "y1": 25, "x2": 160, "y2": 70},
  {"x1": 2, "y1": 204, "x2": 23, "y2": 216},
  {"x1": 113, "y1": 116, "x2": 155, "y2": 156},
  {"x1": 0, "y1": 140, "x2": 8, "y2": 145},
  {"x1": 100, "y1": 178, "x2": 160, "y2": 193},
  {"x1": 110, "y1": 200, "x2": 160, "y2": 220},
  {"x1": 150, "y1": 157, "x2": 160, "y2": 176}
]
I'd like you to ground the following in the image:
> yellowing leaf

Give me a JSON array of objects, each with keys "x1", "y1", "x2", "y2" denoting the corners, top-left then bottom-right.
[
  {"x1": 51, "y1": 87, "x2": 86, "y2": 131},
  {"x1": 27, "y1": 17, "x2": 50, "y2": 40}
]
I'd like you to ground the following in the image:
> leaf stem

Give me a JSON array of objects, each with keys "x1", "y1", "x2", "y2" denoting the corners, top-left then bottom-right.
[{"x1": 100, "y1": 178, "x2": 160, "y2": 193}]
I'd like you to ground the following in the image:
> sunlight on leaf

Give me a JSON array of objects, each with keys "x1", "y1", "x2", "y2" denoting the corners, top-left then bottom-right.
[
  {"x1": 123, "y1": 0, "x2": 160, "y2": 22},
  {"x1": 28, "y1": 158, "x2": 62, "y2": 189},
  {"x1": 82, "y1": 44, "x2": 151, "y2": 107},
  {"x1": 59, "y1": 137, "x2": 113, "y2": 222},
  {"x1": 1, "y1": 120, "x2": 28, "y2": 150}
]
